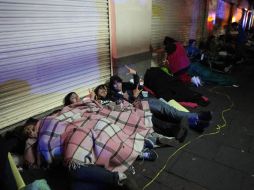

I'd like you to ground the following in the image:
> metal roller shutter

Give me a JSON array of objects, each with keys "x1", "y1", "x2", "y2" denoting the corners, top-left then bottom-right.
[
  {"x1": 151, "y1": 0, "x2": 206, "y2": 48},
  {"x1": 0, "y1": 0, "x2": 111, "y2": 129}
]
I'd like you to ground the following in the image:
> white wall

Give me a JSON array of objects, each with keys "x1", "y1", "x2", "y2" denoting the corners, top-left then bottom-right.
[{"x1": 114, "y1": 0, "x2": 152, "y2": 58}]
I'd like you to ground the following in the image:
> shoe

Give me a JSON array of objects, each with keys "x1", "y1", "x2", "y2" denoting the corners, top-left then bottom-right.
[
  {"x1": 151, "y1": 132, "x2": 178, "y2": 147},
  {"x1": 197, "y1": 120, "x2": 210, "y2": 128},
  {"x1": 144, "y1": 138, "x2": 155, "y2": 149},
  {"x1": 176, "y1": 127, "x2": 188, "y2": 143},
  {"x1": 118, "y1": 172, "x2": 127, "y2": 186},
  {"x1": 189, "y1": 120, "x2": 210, "y2": 132},
  {"x1": 191, "y1": 76, "x2": 199, "y2": 87},
  {"x1": 158, "y1": 136, "x2": 179, "y2": 147},
  {"x1": 176, "y1": 118, "x2": 188, "y2": 143},
  {"x1": 198, "y1": 111, "x2": 212, "y2": 121},
  {"x1": 138, "y1": 148, "x2": 158, "y2": 161},
  {"x1": 196, "y1": 76, "x2": 202, "y2": 86},
  {"x1": 188, "y1": 116, "x2": 199, "y2": 125}
]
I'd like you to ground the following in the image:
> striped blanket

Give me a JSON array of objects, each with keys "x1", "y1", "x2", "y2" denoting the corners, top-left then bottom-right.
[{"x1": 30, "y1": 100, "x2": 153, "y2": 172}]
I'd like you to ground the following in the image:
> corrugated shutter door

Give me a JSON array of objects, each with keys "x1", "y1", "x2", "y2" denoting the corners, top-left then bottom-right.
[
  {"x1": 0, "y1": 0, "x2": 111, "y2": 129},
  {"x1": 151, "y1": 0, "x2": 206, "y2": 48}
]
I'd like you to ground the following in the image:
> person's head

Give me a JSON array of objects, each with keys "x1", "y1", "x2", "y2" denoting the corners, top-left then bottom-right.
[
  {"x1": 163, "y1": 36, "x2": 176, "y2": 54},
  {"x1": 109, "y1": 75, "x2": 123, "y2": 92},
  {"x1": 94, "y1": 84, "x2": 108, "y2": 100},
  {"x1": 163, "y1": 36, "x2": 176, "y2": 45},
  {"x1": 231, "y1": 22, "x2": 238, "y2": 30},
  {"x1": 23, "y1": 118, "x2": 38, "y2": 138},
  {"x1": 64, "y1": 92, "x2": 80, "y2": 106},
  {"x1": 188, "y1": 39, "x2": 196, "y2": 47}
]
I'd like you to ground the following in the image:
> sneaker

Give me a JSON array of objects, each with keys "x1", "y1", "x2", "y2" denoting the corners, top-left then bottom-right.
[
  {"x1": 144, "y1": 138, "x2": 155, "y2": 149},
  {"x1": 189, "y1": 120, "x2": 210, "y2": 132},
  {"x1": 151, "y1": 132, "x2": 178, "y2": 147},
  {"x1": 197, "y1": 120, "x2": 210, "y2": 128},
  {"x1": 198, "y1": 111, "x2": 212, "y2": 121},
  {"x1": 118, "y1": 172, "x2": 127, "y2": 186},
  {"x1": 188, "y1": 116, "x2": 199, "y2": 125},
  {"x1": 195, "y1": 76, "x2": 202, "y2": 86},
  {"x1": 176, "y1": 127, "x2": 188, "y2": 143},
  {"x1": 138, "y1": 148, "x2": 158, "y2": 161},
  {"x1": 158, "y1": 136, "x2": 178, "y2": 147},
  {"x1": 191, "y1": 76, "x2": 199, "y2": 87},
  {"x1": 176, "y1": 118, "x2": 188, "y2": 143}
]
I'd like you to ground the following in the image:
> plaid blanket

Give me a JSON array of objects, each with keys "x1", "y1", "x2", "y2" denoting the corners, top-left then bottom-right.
[{"x1": 28, "y1": 100, "x2": 153, "y2": 172}]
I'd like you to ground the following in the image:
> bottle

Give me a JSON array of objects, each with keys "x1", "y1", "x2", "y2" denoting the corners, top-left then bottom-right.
[{"x1": 139, "y1": 76, "x2": 144, "y2": 90}]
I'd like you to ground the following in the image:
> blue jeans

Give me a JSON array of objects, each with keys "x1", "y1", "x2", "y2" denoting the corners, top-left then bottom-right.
[
  {"x1": 147, "y1": 98, "x2": 197, "y2": 122},
  {"x1": 70, "y1": 165, "x2": 119, "y2": 190}
]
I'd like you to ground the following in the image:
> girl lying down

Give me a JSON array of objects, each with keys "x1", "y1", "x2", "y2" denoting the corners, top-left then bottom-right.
[
  {"x1": 23, "y1": 99, "x2": 156, "y2": 190},
  {"x1": 64, "y1": 91, "x2": 183, "y2": 148},
  {"x1": 23, "y1": 98, "x2": 154, "y2": 170},
  {"x1": 23, "y1": 91, "x2": 196, "y2": 189}
]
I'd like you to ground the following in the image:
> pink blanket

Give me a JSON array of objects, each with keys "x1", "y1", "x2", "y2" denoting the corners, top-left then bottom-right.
[{"x1": 26, "y1": 100, "x2": 153, "y2": 172}]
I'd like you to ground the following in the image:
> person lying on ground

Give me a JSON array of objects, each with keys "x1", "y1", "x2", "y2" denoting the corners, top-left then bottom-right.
[
  {"x1": 64, "y1": 91, "x2": 181, "y2": 148},
  {"x1": 185, "y1": 39, "x2": 238, "y2": 86},
  {"x1": 22, "y1": 125, "x2": 138, "y2": 190},
  {"x1": 108, "y1": 66, "x2": 212, "y2": 131},
  {"x1": 22, "y1": 101, "x2": 154, "y2": 190}
]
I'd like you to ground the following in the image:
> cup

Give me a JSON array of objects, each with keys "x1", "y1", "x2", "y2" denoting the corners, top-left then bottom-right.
[{"x1": 142, "y1": 91, "x2": 148, "y2": 98}]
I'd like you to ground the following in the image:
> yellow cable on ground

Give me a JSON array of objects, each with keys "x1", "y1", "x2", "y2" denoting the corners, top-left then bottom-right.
[{"x1": 142, "y1": 87, "x2": 234, "y2": 190}]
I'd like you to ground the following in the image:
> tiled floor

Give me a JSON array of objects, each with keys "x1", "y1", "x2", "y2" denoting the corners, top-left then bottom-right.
[{"x1": 131, "y1": 62, "x2": 254, "y2": 190}]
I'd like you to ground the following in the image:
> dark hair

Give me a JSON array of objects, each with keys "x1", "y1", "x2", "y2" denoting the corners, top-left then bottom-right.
[
  {"x1": 64, "y1": 92, "x2": 77, "y2": 106},
  {"x1": 109, "y1": 75, "x2": 122, "y2": 91},
  {"x1": 231, "y1": 22, "x2": 238, "y2": 28},
  {"x1": 163, "y1": 36, "x2": 176, "y2": 45},
  {"x1": 94, "y1": 84, "x2": 106, "y2": 95},
  {"x1": 163, "y1": 36, "x2": 176, "y2": 54},
  {"x1": 25, "y1": 117, "x2": 38, "y2": 126},
  {"x1": 23, "y1": 117, "x2": 38, "y2": 138}
]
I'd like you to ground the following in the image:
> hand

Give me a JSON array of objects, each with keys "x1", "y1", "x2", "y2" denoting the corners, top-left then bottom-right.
[
  {"x1": 123, "y1": 92, "x2": 129, "y2": 100},
  {"x1": 89, "y1": 89, "x2": 96, "y2": 100},
  {"x1": 133, "y1": 99, "x2": 142, "y2": 109},
  {"x1": 125, "y1": 65, "x2": 137, "y2": 75},
  {"x1": 162, "y1": 53, "x2": 168, "y2": 66},
  {"x1": 133, "y1": 87, "x2": 142, "y2": 98}
]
